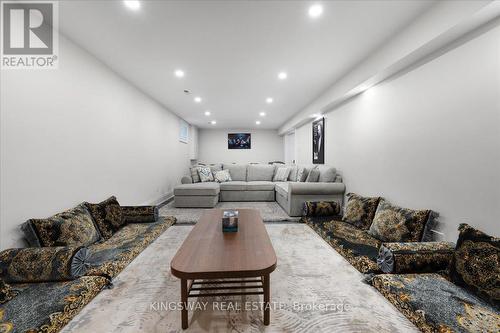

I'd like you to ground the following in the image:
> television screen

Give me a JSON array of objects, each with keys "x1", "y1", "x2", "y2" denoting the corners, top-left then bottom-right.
[{"x1": 228, "y1": 133, "x2": 251, "y2": 149}]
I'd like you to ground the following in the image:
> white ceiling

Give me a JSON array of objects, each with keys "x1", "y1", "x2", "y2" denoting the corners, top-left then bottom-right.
[{"x1": 59, "y1": 0, "x2": 435, "y2": 129}]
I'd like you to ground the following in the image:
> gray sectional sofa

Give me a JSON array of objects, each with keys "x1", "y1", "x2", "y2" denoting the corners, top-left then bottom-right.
[{"x1": 173, "y1": 163, "x2": 346, "y2": 216}]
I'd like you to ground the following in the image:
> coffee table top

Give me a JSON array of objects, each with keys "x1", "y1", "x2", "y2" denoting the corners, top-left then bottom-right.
[{"x1": 170, "y1": 209, "x2": 277, "y2": 279}]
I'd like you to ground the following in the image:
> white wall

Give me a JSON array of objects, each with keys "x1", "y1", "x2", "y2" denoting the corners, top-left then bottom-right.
[
  {"x1": 198, "y1": 129, "x2": 283, "y2": 164},
  {"x1": 0, "y1": 36, "x2": 191, "y2": 249},
  {"x1": 294, "y1": 24, "x2": 500, "y2": 241}
]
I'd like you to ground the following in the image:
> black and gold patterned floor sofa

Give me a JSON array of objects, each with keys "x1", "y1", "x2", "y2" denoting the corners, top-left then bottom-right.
[
  {"x1": 0, "y1": 196, "x2": 175, "y2": 333},
  {"x1": 301, "y1": 196, "x2": 500, "y2": 332}
]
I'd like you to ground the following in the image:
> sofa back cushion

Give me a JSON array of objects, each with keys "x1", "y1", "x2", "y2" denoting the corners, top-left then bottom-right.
[
  {"x1": 22, "y1": 203, "x2": 101, "y2": 247},
  {"x1": 223, "y1": 164, "x2": 247, "y2": 181},
  {"x1": 317, "y1": 165, "x2": 337, "y2": 182},
  {"x1": 247, "y1": 164, "x2": 275, "y2": 181},
  {"x1": 367, "y1": 199, "x2": 430, "y2": 242},
  {"x1": 448, "y1": 223, "x2": 499, "y2": 308},
  {"x1": 273, "y1": 167, "x2": 291, "y2": 182},
  {"x1": 342, "y1": 193, "x2": 380, "y2": 230},
  {"x1": 85, "y1": 196, "x2": 125, "y2": 240}
]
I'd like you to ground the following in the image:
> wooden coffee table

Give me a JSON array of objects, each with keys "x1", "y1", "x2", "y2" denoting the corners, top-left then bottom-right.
[{"x1": 170, "y1": 209, "x2": 277, "y2": 329}]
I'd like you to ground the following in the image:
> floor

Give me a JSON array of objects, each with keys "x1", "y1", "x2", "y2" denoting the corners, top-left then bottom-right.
[
  {"x1": 62, "y1": 223, "x2": 417, "y2": 333},
  {"x1": 159, "y1": 201, "x2": 300, "y2": 223}
]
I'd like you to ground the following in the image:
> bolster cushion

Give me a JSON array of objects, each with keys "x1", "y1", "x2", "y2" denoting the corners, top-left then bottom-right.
[
  {"x1": 0, "y1": 246, "x2": 91, "y2": 283},
  {"x1": 377, "y1": 241, "x2": 455, "y2": 274},
  {"x1": 121, "y1": 206, "x2": 159, "y2": 223},
  {"x1": 303, "y1": 201, "x2": 341, "y2": 217}
]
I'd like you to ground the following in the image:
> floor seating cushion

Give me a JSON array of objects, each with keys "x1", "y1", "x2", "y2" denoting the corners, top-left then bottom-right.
[
  {"x1": 305, "y1": 218, "x2": 381, "y2": 273},
  {"x1": 86, "y1": 217, "x2": 175, "y2": 278},
  {"x1": 372, "y1": 273, "x2": 499, "y2": 333},
  {"x1": 0, "y1": 276, "x2": 109, "y2": 333}
]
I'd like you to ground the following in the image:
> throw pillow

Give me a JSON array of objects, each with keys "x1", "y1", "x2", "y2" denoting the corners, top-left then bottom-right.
[
  {"x1": 0, "y1": 246, "x2": 90, "y2": 283},
  {"x1": 85, "y1": 196, "x2": 125, "y2": 240},
  {"x1": 197, "y1": 166, "x2": 214, "y2": 182},
  {"x1": 448, "y1": 224, "x2": 499, "y2": 308},
  {"x1": 23, "y1": 203, "x2": 101, "y2": 247},
  {"x1": 190, "y1": 166, "x2": 201, "y2": 183},
  {"x1": 303, "y1": 201, "x2": 341, "y2": 217},
  {"x1": 0, "y1": 278, "x2": 16, "y2": 304},
  {"x1": 273, "y1": 167, "x2": 290, "y2": 182},
  {"x1": 342, "y1": 193, "x2": 380, "y2": 230},
  {"x1": 367, "y1": 199, "x2": 430, "y2": 242},
  {"x1": 214, "y1": 169, "x2": 232, "y2": 183},
  {"x1": 296, "y1": 167, "x2": 308, "y2": 182},
  {"x1": 305, "y1": 168, "x2": 320, "y2": 182}
]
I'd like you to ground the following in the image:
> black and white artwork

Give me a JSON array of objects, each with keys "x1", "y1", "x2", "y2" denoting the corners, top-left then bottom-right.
[{"x1": 312, "y1": 118, "x2": 324, "y2": 164}]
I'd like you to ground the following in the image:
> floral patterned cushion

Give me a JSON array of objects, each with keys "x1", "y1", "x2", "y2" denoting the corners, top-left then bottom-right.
[
  {"x1": 303, "y1": 201, "x2": 341, "y2": 217},
  {"x1": 0, "y1": 278, "x2": 16, "y2": 304},
  {"x1": 121, "y1": 206, "x2": 159, "y2": 223},
  {"x1": 448, "y1": 224, "x2": 499, "y2": 308},
  {"x1": 367, "y1": 199, "x2": 430, "y2": 242},
  {"x1": 85, "y1": 196, "x2": 125, "y2": 240},
  {"x1": 342, "y1": 193, "x2": 380, "y2": 230},
  {"x1": 214, "y1": 169, "x2": 232, "y2": 183},
  {"x1": 377, "y1": 241, "x2": 455, "y2": 274},
  {"x1": 197, "y1": 166, "x2": 214, "y2": 182},
  {"x1": 22, "y1": 203, "x2": 101, "y2": 247},
  {"x1": 372, "y1": 273, "x2": 499, "y2": 333},
  {"x1": 0, "y1": 247, "x2": 90, "y2": 283}
]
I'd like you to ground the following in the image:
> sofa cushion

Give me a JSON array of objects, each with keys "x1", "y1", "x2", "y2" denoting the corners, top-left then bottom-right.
[
  {"x1": 305, "y1": 218, "x2": 381, "y2": 273},
  {"x1": 22, "y1": 203, "x2": 101, "y2": 247},
  {"x1": 273, "y1": 166, "x2": 291, "y2": 182},
  {"x1": 247, "y1": 164, "x2": 275, "y2": 181},
  {"x1": 214, "y1": 169, "x2": 232, "y2": 183},
  {"x1": 372, "y1": 273, "x2": 499, "y2": 333},
  {"x1": 85, "y1": 196, "x2": 125, "y2": 240},
  {"x1": 0, "y1": 276, "x2": 108, "y2": 333},
  {"x1": 448, "y1": 223, "x2": 499, "y2": 308},
  {"x1": 223, "y1": 164, "x2": 247, "y2": 181},
  {"x1": 287, "y1": 165, "x2": 298, "y2": 181},
  {"x1": 317, "y1": 165, "x2": 336, "y2": 182},
  {"x1": 305, "y1": 168, "x2": 320, "y2": 182},
  {"x1": 197, "y1": 166, "x2": 214, "y2": 182},
  {"x1": 246, "y1": 181, "x2": 275, "y2": 191},
  {"x1": 342, "y1": 193, "x2": 380, "y2": 230},
  {"x1": 189, "y1": 165, "x2": 201, "y2": 183},
  {"x1": 303, "y1": 201, "x2": 341, "y2": 217},
  {"x1": 368, "y1": 199, "x2": 430, "y2": 242},
  {"x1": 174, "y1": 182, "x2": 220, "y2": 196},
  {"x1": 296, "y1": 167, "x2": 308, "y2": 182},
  {"x1": 208, "y1": 163, "x2": 223, "y2": 174},
  {"x1": 0, "y1": 278, "x2": 15, "y2": 304},
  {"x1": 0, "y1": 247, "x2": 89, "y2": 283},
  {"x1": 219, "y1": 181, "x2": 247, "y2": 191},
  {"x1": 274, "y1": 182, "x2": 289, "y2": 197}
]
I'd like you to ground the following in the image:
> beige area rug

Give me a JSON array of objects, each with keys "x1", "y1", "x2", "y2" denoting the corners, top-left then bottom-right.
[
  {"x1": 159, "y1": 201, "x2": 300, "y2": 223},
  {"x1": 62, "y1": 224, "x2": 418, "y2": 333}
]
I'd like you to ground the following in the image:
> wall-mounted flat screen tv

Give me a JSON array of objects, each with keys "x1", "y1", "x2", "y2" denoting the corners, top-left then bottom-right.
[{"x1": 228, "y1": 133, "x2": 251, "y2": 149}]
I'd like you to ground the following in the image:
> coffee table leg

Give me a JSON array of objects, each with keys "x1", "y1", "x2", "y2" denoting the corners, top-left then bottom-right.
[
  {"x1": 181, "y1": 279, "x2": 188, "y2": 329},
  {"x1": 263, "y1": 274, "x2": 270, "y2": 325}
]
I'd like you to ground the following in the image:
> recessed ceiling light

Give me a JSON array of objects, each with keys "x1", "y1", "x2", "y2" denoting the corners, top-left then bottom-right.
[
  {"x1": 174, "y1": 69, "x2": 184, "y2": 78},
  {"x1": 278, "y1": 72, "x2": 287, "y2": 80},
  {"x1": 308, "y1": 4, "x2": 323, "y2": 18},
  {"x1": 123, "y1": 0, "x2": 141, "y2": 11},
  {"x1": 204, "y1": 111, "x2": 211, "y2": 116},
  {"x1": 259, "y1": 112, "x2": 266, "y2": 117},
  {"x1": 256, "y1": 120, "x2": 261, "y2": 125},
  {"x1": 266, "y1": 97, "x2": 273, "y2": 104},
  {"x1": 194, "y1": 97, "x2": 202, "y2": 103},
  {"x1": 210, "y1": 120, "x2": 216, "y2": 125}
]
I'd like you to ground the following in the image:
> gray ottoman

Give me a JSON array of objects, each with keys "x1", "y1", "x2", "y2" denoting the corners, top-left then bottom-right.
[{"x1": 173, "y1": 183, "x2": 220, "y2": 208}]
